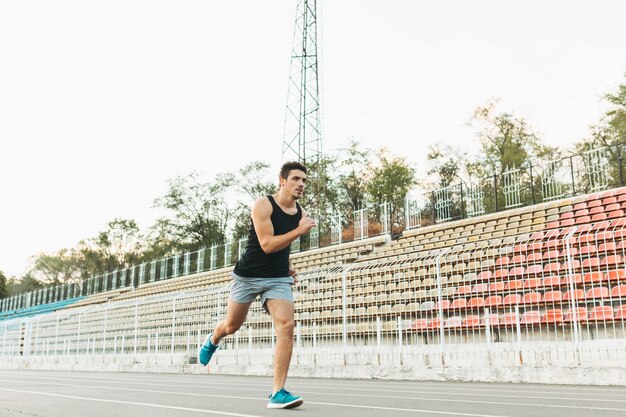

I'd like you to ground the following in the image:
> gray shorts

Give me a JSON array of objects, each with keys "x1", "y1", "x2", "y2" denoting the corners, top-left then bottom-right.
[{"x1": 230, "y1": 272, "x2": 294, "y2": 312}]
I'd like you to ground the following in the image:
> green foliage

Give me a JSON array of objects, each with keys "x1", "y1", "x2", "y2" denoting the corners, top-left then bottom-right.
[
  {"x1": 0, "y1": 270, "x2": 8, "y2": 299},
  {"x1": 367, "y1": 148, "x2": 416, "y2": 219}
]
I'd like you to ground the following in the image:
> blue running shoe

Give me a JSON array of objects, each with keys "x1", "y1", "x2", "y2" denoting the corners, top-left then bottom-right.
[
  {"x1": 267, "y1": 388, "x2": 303, "y2": 409},
  {"x1": 197, "y1": 333, "x2": 218, "y2": 366}
]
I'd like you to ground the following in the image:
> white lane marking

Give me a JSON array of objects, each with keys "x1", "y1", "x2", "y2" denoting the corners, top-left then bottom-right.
[
  {"x1": 0, "y1": 386, "x2": 510, "y2": 417},
  {"x1": 0, "y1": 388, "x2": 264, "y2": 417},
  {"x1": 9, "y1": 371, "x2": 624, "y2": 396},
  {"x1": 5, "y1": 374, "x2": 626, "y2": 404},
  {"x1": 2, "y1": 378, "x2": 626, "y2": 413}
]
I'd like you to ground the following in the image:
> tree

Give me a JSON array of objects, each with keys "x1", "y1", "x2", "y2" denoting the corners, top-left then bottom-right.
[
  {"x1": 153, "y1": 171, "x2": 237, "y2": 251},
  {"x1": 334, "y1": 140, "x2": 371, "y2": 215},
  {"x1": 367, "y1": 148, "x2": 417, "y2": 232},
  {"x1": 470, "y1": 98, "x2": 559, "y2": 175},
  {"x1": 31, "y1": 249, "x2": 81, "y2": 284},
  {"x1": 0, "y1": 270, "x2": 8, "y2": 299}
]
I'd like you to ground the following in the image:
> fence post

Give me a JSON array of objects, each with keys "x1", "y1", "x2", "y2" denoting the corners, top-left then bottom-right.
[
  {"x1": 570, "y1": 156, "x2": 576, "y2": 195},
  {"x1": 529, "y1": 162, "x2": 536, "y2": 205},
  {"x1": 493, "y1": 175, "x2": 498, "y2": 212},
  {"x1": 171, "y1": 297, "x2": 177, "y2": 354},
  {"x1": 459, "y1": 182, "x2": 466, "y2": 219}
]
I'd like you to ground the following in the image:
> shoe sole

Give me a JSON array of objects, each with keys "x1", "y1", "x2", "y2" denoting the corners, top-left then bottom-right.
[
  {"x1": 197, "y1": 334, "x2": 213, "y2": 366},
  {"x1": 267, "y1": 398, "x2": 304, "y2": 409}
]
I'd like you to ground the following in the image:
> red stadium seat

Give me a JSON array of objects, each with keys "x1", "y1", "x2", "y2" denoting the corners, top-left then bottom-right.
[
  {"x1": 582, "y1": 258, "x2": 600, "y2": 269},
  {"x1": 615, "y1": 305, "x2": 626, "y2": 320},
  {"x1": 562, "y1": 274, "x2": 582, "y2": 284},
  {"x1": 436, "y1": 299, "x2": 451, "y2": 310},
  {"x1": 544, "y1": 262, "x2": 561, "y2": 274},
  {"x1": 456, "y1": 285, "x2": 472, "y2": 295},
  {"x1": 482, "y1": 314, "x2": 500, "y2": 326},
  {"x1": 583, "y1": 272, "x2": 605, "y2": 284},
  {"x1": 505, "y1": 280, "x2": 523, "y2": 291},
  {"x1": 588, "y1": 306, "x2": 614, "y2": 321},
  {"x1": 575, "y1": 216, "x2": 591, "y2": 225},
  {"x1": 543, "y1": 250, "x2": 560, "y2": 260},
  {"x1": 563, "y1": 289, "x2": 585, "y2": 300},
  {"x1": 503, "y1": 294, "x2": 522, "y2": 305},
  {"x1": 484, "y1": 295, "x2": 503, "y2": 307},
  {"x1": 526, "y1": 264, "x2": 543, "y2": 275},
  {"x1": 564, "y1": 307, "x2": 588, "y2": 322},
  {"x1": 598, "y1": 241, "x2": 617, "y2": 252},
  {"x1": 607, "y1": 270, "x2": 626, "y2": 281},
  {"x1": 450, "y1": 298, "x2": 467, "y2": 310},
  {"x1": 602, "y1": 255, "x2": 622, "y2": 267},
  {"x1": 411, "y1": 319, "x2": 428, "y2": 331},
  {"x1": 527, "y1": 252, "x2": 543, "y2": 262},
  {"x1": 592, "y1": 220, "x2": 612, "y2": 231},
  {"x1": 608, "y1": 210, "x2": 625, "y2": 219},
  {"x1": 563, "y1": 259, "x2": 581, "y2": 270},
  {"x1": 509, "y1": 267, "x2": 525, "y2": 277},
  {"x1": 543, "y1": 309, "x2": 564, "y2": 323},
  {"x1": 596, "y1": 231, "x2": 614, "y2": 241},
  {"x1": 606, "y1": 203, "x2": 621, "y2": 211},
  {"x1": 586, "y1": 287, "x2": 609, "y2": 300},
  {"x1": 592, "y1": 213, "x2": 608, "y2": 222},
  {"x1": 543, "y1": 290, "x2": 563, "y2": 303},
  {"x1": 500, "y1": 312, "x2": 519, "y2": 326},
  {"x1": 467, "y1": 297, "x2": 485, "y2": 308},
  {"x1": 478, "y1": 271, "x2": 492, "y2": 280},
  {"x1": 511, "y1": 254, "x2": 526, "y2": 264},
  {"x1": 560, "y1": 219, "x2": 575, "y2": 227},
  {"x1": 462, "y1": 315, "x2": 481, "y2": 327},
  {"x1": 587, "y1": 199, "x2": 602, "y2": 208},
  {"x1": 573, "y1": 202, "x2": 587, "y2": 210},
  {"x1": 428, "y1": 318, "x2": 442, "y2": 329},
  {"x1": 522, "y1": 292, "x2": 542, "y2": 304},
  {"x1": 520, "y1": 311, "x2": 542, "y2": 325},
  {"x1": 489, "y1": 282, "x2": 505, "y2": 292},
  {"x1": 542, "y1": 276, "x2": 561, "y2": 287},
  {"x1": 589, "y1": 206, "x2": 605, "y2": 215},
  {"x1": 513, "y1": 244, "x2": 528, "y2": 254},
  {"x1": 494, "y1": 269, "x2": 509, "y2": 279},
  {"x1": 523, "y1": 278, "x2": 542, "y2": 289},
  {"x1": 561, "y1": 211, "x2": 574, "y2": 219},
  {"x1": 574, "y1": 208, "x2": 589, "y2": 217},
  {"x1": 546, "y1": 221, "x2": 560, "y2": 229},
  {"x1": 603, "y1": 196, "x2": 618, "y2": 205},
  {"x1": 495, "y1": 256, "x2": 510, "y2": 267},
  {"x1": 579, "y1": 244, "x2": 598, "y2": 255},
  {"x1": 611, "y1": 285, "x2": 626, "y2": 297},
  {"x1": 471, "y1": 283, "x2": 489, "y2": 293}
]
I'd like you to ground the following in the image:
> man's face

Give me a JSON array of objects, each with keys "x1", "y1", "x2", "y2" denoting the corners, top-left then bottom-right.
[{"x1": 280, "y1": 169, "x2": 307, "y2": 199}]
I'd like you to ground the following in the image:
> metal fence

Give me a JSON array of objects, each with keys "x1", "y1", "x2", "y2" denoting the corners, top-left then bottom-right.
[
  {"x1": 3, "y1": 143, "x2": 626, "y2": 313},
  {"x1": 3, "y1": 220, "x2": 626, "y2": 365}
]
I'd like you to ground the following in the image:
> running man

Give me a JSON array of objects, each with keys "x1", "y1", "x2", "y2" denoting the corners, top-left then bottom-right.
[{"x1": 198, "y1": 161, "x2": 316, "y2": 409}]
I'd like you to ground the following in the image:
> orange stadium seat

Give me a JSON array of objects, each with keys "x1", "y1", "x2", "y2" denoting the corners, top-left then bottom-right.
[
  {"x1": 563, "y1": 288, "x2": 585, "y2": 300},
  {"x1": 467, "y1": 297, "x2": 485, "y2": 309},
  {"x1": 520, "y1": 311, "x2": 542, "y2": 325},
  {"x1": 503, "y1": 294, "x2": 522, "y2": 305},
  {"x1": 564, "y1": 307, "x2": 588, "y2": 322},
  {"x1": 543, "y1": 250, "x2": 560, "y2": 260},
  {"x1": 450, "y1": 298, "x2": 467, "y2": 310},
  {"x1": 584, "y1": 272, "x2": 605, "y2": 283},
  {"x1": 509, "y1": 267, "x2": 525, "y2": 277},
  {"x1": 522, "y1": 292, "x2": 542, "y2": 304},
  {"x1": 579, "y1": 244, "x2": 598, "y2": 255},
  {"x1": 523, "y1": 278, "x2": 542, "y2": 289},
  {"x1": 586, "y1": 287, "x2": 609, "y2": 300},
  {"x1": 527, "y1": 252, "x2": 543, "y2": 262},
  {"x1": 562, "y1": 274, "x2": 582, "y2": 284},
  {"x1": 494, "y1": 269, "x2": 509, "y2": 279},
  {"x1": 436, "y1": 299, "x2": 451, "y2": 310},
  {"x1": 505, "y1": 280, "x2": 523, "y2": 291},
  {"x1": 428, "y1": 318, "x2": 442, "y2": 330},
  {"x1": 489, "y1": 282, "x2": 505, "y2": 292},
  {"x1": 511, "y1": 254, "x2": 526, "y2": 264},
  {"x1": 542, "y1": 276, "x2": 561, "y2": 287},
  {"x1": 607, "y1": 269, "x2": 626, "y2": 281},
  {"x1": 544, "y1": 262, "x2": 561, "y2": 274},
  {"x1": 588, "y1": 306, "x2": 614, "y2": 321},
  {"x1": 462, "y1": 315, "x2": 481, "y2": 328},
  {"x1": 543, "y1": 309, "x2": 564, "y2": 323},
  {"x1": 602, "y1": 255, "x2": 622, "y2": 267},
  {"x1": 484, "y1": 295, "x2": 503, "y2": 307},
  {"x1": 543, "y1": 290, "x2": 563, "y2": 303},
  {"x1": 456, "y1": 285, "x2": 473, "y2": 295},
  {"x1": 445, "y1": 317, "x2": 463, "y2": 329},
  {"x1": 611, "y1": 285, "x2": 626, "y2": 297},
  {"x1": 500, "y1": 312, "x2": 518, "y2": 326},
  {"x1": 477, "y1": 271, "x2": 492, "y2": 280},
  {"x1": 582, "y1": 258, "x2": 601, "y2": 269},
  {"x1": 526, "y1": 265, "x2": 543, "y2": 275},
  {"x1": 411, "y1": 319, "x2": 428, "y2": 331}
]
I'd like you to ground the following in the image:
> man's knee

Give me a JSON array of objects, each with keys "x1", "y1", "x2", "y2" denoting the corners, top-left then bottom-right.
[
  {"x1": 224, "y1": 320, "x2": 243, "y2": 335},
  {"x1": 274, "y1": 318, "x2": 295, "y2": 336}
]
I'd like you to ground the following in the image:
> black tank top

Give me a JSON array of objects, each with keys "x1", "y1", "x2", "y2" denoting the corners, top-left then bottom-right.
[{"x1": 233, "y1": 195, "x2": 302, "y2": 278}]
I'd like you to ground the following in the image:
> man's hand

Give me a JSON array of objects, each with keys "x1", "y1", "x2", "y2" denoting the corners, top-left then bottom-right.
[
  {"x1": 298, "y1": 216, "x2": 316, "y2": 234},
  {"x1": 289, "y1": 267, "x2": 298, "y2": 285}
]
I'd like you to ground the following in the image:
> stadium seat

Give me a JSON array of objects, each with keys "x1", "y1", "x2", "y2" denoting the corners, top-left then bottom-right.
[
  {"x1": 543, "y1": 262, "x2": 561, "y2": 274},
  {"x1": 500, "y1": 312, "x2": 519, "y2": 326},
  {"x1": 542, "y1": 276, "x2": 561, "y2": 287},
  {"x1": 542, "y1": 309, "x2": 564, "y2": 324},
  {"x1": 411, "y1": 319, "x2": 428, "y2": 331},
  {"x1": 503, "y1": 294, "x2": 522, "y2": 305},
  {"x1": 526, "y1": 265, "x2": 543, "y2": 275},
  {"x1": 543, "y1": 290, "x2": 563, "y2": 303},
  {"x1": 602, "y1": 255, "x2": 622, "y2": 267},
  {"x1": 477, "y1": 271, "x2": 492, "y2": 280},
  {"x1": 586, "y1": 287, "x2": 609, "y2": 300},
  {"x1": 449, "y1": 298, "x2": 466, "y2": 310},
  {"x1": 614, "y1": 305, "x2": 626, "y2": 320},
  {"x1": 484, "y1": 295, "x2": 503, "y2": 307},
  {"x1": 462, "y1": 315, "x2": 481, "y2": 327},
  {"x1": 520, "y1": 311, "x2": 542, "y2": 325},
  {"x1": 445, "y1": 317, "x2": 463, "y2": 328},
  {"x1": 511, "y1": 254, "x2": 526, "y2": 264},
  {"x1": 456, "y1": 285, "x2": 473, "y2": 295},
  {"x1": 471, "y1": 283, "x2": 489, "y2": 293},
  {"x1": 543, "y1": 250, "x2": 560, "y2": 260},
  {"x1": 509, "y1": 267, "x2": 525, "y2": 277},
  {"x1": 494, "y1": 269, "x2": 509, "y2": 279},
  {"x1": 428, "y1": 318, "x2": 442, "y2": 330},
  {"x1": 588, "y1": 306, "x2": 614, "y2": 321},
  {"x1": 611, "y1": 285, "x2": 626, "y2": 297},
  {"x1": 527, "y1": 252, "x2": 543, "y2": 262},
  {"x1": 563, "y1": 288, "x2": 585, "y2": 300},
  {"x1": 522, "y1": 292, "x2": 542, "y2": 304},
  {"x1": 489, "y1": 282, "x2": 505, "y2": 292},
  {"x1": 579, "y1": 244, "x2": 598, "y2": 255},
  {"x1": 505, "y1": 280, "x2": 524, "y2": 291},
  {"x1": 584, "y1": 272, "x2": 605, "y2": 283},
  {"x1": 467, "y1": 297, "x2": 485, "y2": 308},
  {"x1": 582, "y1": 258, "x2": 601, "y2": 269},
  {"x1": 607, "y1": 270, "x2": 626, "y2": 281},
  {"x1": 523, "y1": 278, "x2": 542, "y2": 289},
  {"x1": 564, "y1": 307, "x2": 588, "y2": 322}
]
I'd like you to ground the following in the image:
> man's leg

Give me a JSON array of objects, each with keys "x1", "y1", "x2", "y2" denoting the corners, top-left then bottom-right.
[
  {"x1": 212, "y1": 299, "x2": 252, "y2": 344},
  {"x1": 265, "y1": 299, "x2": 295, "y2": 393}
]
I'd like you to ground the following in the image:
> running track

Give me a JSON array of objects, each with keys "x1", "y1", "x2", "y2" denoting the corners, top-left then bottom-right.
[{"x1": 0, "y1": 370, "x2": 625, "y2": 417}]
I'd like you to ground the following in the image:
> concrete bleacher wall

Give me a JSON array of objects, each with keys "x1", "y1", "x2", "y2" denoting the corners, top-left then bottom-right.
[{"x1": 3, "y1": 189, "x2": 626, "y2": 385}]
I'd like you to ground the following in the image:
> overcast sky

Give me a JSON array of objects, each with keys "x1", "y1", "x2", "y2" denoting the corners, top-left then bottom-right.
[{"x1": 1, "y1": 0, "x2": 626, "y2": 278}]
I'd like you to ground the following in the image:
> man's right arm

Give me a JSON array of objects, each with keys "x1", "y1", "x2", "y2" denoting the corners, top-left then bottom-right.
[{"x1": 253, "y1": 198, "x2": 316, "y2": 254}]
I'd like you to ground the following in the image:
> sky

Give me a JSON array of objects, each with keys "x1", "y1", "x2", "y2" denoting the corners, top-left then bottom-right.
[{"x1": 1, "y1": 0, "x2": 626, "y2": 278}]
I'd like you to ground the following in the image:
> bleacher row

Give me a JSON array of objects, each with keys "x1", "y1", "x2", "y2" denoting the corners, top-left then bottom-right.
[{"x1": 4, "y1": 187, "x2": 626, "y2": 355}]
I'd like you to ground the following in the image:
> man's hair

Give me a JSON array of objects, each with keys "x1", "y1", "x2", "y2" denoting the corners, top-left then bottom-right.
[{"x1": 279, "y1": 161, "x2": 307, "y2": 180}]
